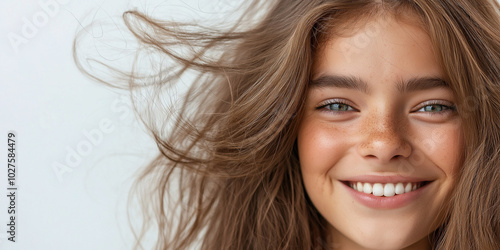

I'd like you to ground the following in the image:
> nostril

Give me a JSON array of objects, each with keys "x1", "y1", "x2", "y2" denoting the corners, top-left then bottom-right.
[
  {"x1": 365, "y1": 154, "x2": 377, "y2": 159},
  {"x1": 358, "y1": 138, "x2": 412, "y2": 163}
]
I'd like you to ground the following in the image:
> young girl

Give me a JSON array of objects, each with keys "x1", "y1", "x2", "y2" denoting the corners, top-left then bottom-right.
[{"x1": 76, "y1": 0, "x2": 500, "y2": 249}]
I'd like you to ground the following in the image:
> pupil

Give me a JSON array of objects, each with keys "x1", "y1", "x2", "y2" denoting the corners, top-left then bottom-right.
[
  {"x1": 331, "y1": 104, "x2": 347, "y2": 111},
  {"x1": 426, "y1": 105, "x2": 442, "y2": 112}
]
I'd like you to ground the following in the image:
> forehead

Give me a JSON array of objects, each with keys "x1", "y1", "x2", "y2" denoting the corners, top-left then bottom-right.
[{"x1": 311, "y1": 14, "x2": 443, "y2": 83}]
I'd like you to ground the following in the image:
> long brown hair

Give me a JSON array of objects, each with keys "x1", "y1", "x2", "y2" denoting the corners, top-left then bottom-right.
[{"x1": 74, "y1": 0, "x2": 500, "y2": 249}]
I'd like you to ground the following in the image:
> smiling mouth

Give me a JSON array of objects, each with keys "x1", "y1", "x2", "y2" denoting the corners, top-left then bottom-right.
[{"x1": 343, "y1": 181, "x2": 431, "y2": 197}]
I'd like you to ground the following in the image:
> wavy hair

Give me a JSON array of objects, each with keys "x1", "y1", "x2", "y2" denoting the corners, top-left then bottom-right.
[{"x1": 74, "y1": 0, "x2": 500, "y2": 249}]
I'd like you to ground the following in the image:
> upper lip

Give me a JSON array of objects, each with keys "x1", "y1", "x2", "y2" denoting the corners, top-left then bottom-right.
[{"x1": 340, "y1": 175, "x2": 433, "y2": 183}]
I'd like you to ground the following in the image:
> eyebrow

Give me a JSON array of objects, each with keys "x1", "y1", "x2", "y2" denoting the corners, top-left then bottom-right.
[
  {"x1": 309, "y1": 75, "x2": 370, "y2": 93},
  {"x1": 397, "y1": 77, "x2": 449, "y2": 93},
  {"x1": 309, "y1": 75, "x2": 449, "y2": 93}
]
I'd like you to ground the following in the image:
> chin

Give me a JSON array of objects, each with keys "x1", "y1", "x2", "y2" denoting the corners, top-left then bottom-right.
[{"x1": 328, "y1": 214, "x2": 434, "y2": 250}]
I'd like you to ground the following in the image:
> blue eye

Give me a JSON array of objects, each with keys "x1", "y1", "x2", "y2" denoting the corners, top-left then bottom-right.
[
  {"x1": 417, "y1": 104, "x2": 455, "y2": 113},
  {"x1": 325, "y1": 103, "x2": 354, "y2": 111},
  {"x1": 318, "y1": 100, "x2": 356, "y2": 112}
]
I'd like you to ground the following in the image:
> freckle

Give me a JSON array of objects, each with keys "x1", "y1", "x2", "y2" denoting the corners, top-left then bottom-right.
[
  {"x1": 380, "y1": 115, "x2": 394, "y2": 142},
  {"x1": 361, "y1": 112, "x2": 406, "y2": 146},
  {"x1": 359, "y1": 141, "x2": 373, "y2": 151}
]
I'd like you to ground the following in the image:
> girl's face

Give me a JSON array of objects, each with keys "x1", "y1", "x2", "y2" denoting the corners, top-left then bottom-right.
[{"x1": 298, "y1": 15, "x2": 463, "y2": 249}]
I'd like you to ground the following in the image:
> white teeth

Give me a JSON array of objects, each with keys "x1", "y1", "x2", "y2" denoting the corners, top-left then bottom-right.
[
  {"x1": 405, "y1": 183, "x2": 412, "y2": 193},
  {"x1": 384, "y1": 183, "x2": 395, "y2": 197},
  {"x1": 372, "y1": 183, "x2": 384, "y2": 196},
  {"x1": 363, "y1": 183, "x2": 372, "y2": 194},
  {"x1": 351, "y1": 181, "x2": 423, "y2": 197},
  {"x1": 395, "y1": 183, "x2": 405, "y2": 194},
  {"x1": 357, "y1": 182, "x2": 363, "y2": 191}
]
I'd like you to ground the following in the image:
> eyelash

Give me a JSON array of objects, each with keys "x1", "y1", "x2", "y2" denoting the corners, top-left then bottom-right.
[
  {"x1": 413, "y1": 101, "x2": 456, "y2": 115},
  {"x1": 316, "y1": 99, "x2": 357, "y2": 112},
  {"x1": 315, "y1": 99, "x2": 456, "y2": 115}
]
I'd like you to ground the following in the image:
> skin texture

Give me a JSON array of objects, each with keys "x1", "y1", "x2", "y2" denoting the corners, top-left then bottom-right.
[{"x1": 298, "y1": 15, "x2": 463, "y2": 250}]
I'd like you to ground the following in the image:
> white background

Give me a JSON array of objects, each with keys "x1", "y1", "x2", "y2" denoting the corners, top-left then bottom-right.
[{"x1": 0, "y1": 0, "x2": 242, "y2": 249}]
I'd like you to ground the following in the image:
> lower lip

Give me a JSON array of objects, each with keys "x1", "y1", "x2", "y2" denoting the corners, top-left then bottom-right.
[{"x1": 343, "y1": 182, "x2": 431, "y2": 209}]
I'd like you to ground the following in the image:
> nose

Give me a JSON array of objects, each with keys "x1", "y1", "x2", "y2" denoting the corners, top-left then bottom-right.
[{"x1": 357, "y1": 113, "x2": 412, "y2": 163}]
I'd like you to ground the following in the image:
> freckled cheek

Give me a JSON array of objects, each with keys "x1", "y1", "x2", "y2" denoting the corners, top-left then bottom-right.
[{"x1": 297, "y1": 120, "x2": 352, "y2": 175}]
